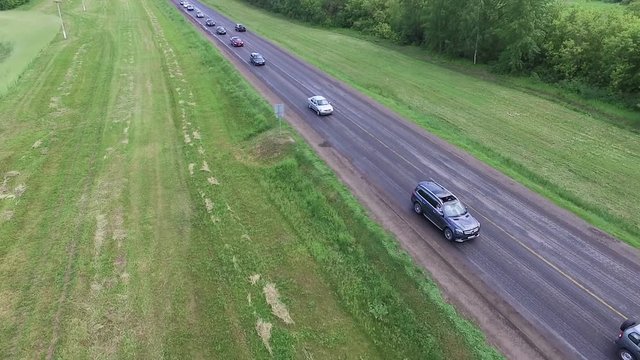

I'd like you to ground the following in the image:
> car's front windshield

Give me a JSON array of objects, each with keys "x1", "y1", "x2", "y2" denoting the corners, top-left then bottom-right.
[
  {"x1": 442, "y1": 201, "x2": 467, "y2": 217},
  {"x1": 317, "y1": 99, "x2": 329, "y2": 105}
]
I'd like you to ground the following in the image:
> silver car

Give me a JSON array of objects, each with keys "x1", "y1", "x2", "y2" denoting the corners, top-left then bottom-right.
[
  {"x1": 196, "y1": 11, "x2": 204, "y2": 18},
  {"x1": 307, "y1": 95, "x2": 333, "y2": 116},
  {"x1": 617, "y1": 319, "x2": 640, "y2": 360}
]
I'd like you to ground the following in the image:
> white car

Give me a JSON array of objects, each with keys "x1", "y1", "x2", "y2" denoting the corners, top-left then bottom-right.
[
  {"x1": 307, "y1": 96, "x2": 333, "y2": 116},
  {"x1": 196, "y1": 11, "x2": 204, "y2": 18}
]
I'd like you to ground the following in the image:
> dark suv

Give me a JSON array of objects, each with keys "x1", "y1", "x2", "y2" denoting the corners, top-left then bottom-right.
[
  {"x1": 411, "y1": 180, "x2": 480, "y2": 242},
  {"x1": 617, "y1": 319, "x2": 640, "y2": 360}
]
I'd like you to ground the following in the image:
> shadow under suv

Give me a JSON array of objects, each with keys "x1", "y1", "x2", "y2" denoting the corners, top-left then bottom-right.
[{"x1": 411, "y1": 180, "x2": 480, "y2": 242}]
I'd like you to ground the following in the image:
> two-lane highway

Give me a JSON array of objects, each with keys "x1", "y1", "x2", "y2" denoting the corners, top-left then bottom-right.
[{"x1": 173, "y1": 2, "x2": 640, "y2": 358}]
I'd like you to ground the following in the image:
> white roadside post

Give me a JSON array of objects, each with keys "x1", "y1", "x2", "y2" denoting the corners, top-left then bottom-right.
[
  {"x1": 274, "y1": 103, "x2": 284, "y2": 132},
  {"x1": 54, "y1": 0, "x2": 67, "y2": 40},
  {"x1": 81, "y1": 0, "x2": 86, "y2": 12}
]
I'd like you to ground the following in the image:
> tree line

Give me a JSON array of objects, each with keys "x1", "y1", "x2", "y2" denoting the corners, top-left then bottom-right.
[
  {"x1": 0, "y1": 0, "x2": 30, "y2": 10},
  {"x1": 241, "y1": 0, "x2": 640, "y2": 101}
]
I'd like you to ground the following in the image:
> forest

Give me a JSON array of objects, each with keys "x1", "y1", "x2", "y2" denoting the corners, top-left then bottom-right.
[
  {"x1": 240, "y1": 0, "x2": 640, "y2": 103},
  {"x1": 0, "y1": 0, "x2": 30, "y2": 10}
]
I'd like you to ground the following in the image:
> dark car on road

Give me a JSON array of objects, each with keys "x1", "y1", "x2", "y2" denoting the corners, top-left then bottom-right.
[
  {"x1": 250, "y1": 52, "x2": 266, "y2": 66},
  {"x1": 205, "y1": 18, "x2": 215, "y2": 27},
  {"x1": 216, "y1": 26, "x2": 226, "y2": 35},
  {"x1": 617, "y1": 319, "x2": 640, "y2": 360},
  {"x1": 235, "y1": 23, "x2": 246, "y2": 32},
  {"x1": 411, "y1": 180, "x2": 480, "y2": 242},
  {"x1": 230, "y1": 36, "x2": 244, "y2": 47}
]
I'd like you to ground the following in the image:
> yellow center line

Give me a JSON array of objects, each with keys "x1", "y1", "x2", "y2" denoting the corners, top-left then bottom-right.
[
  {"x1": 346, "y1": 114, "x2": 627, "y2": 319},
  {"x1": 470, "y1": 207, "x2": 627, "y2": 319}
]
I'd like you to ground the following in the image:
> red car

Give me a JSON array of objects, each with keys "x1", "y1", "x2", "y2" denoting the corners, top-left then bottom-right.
[{"x1": 230, "y1": 36, "x2": 244, "y2": 47}]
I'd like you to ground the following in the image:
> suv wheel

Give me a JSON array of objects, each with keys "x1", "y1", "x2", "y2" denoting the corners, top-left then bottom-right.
[
  {"x1": 618, "y1": 349, "x2": 637, "y2": 360},
  {"x1": 413, "y1": 202, "x2": 422, "y2": 215},
  {"x1": 444, "y1": 227, "x2": 454, "y2": 241}
]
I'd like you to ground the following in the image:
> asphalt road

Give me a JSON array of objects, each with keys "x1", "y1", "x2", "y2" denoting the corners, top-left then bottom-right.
[{"x1": 173, "y1": 2, "x2": 640, "y2": 359}]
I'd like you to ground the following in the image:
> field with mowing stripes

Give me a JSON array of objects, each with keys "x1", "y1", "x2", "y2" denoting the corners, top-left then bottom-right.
[
  {"x1": 0, "y1": 0, "x2": 499, "y2": 358},
  {"x1": 202, "y1": 0, "x2": 640, "y2": 248}
]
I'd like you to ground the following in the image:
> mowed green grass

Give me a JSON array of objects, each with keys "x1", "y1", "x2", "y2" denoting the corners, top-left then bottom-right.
[
  {"x1": 200, "y1": 0, "x2": 640, "y2": 247},
  {"x1": 0, "y1": 0, "x2": 500, "y2": 358},
  {"x1": 0, "y1": 10, "x2": 59, "y2": 96}
]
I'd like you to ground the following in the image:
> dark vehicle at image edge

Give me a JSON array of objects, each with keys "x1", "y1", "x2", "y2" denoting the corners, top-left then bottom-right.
[
  {"x1": 411, "y1": 180, "x2": 480, "y2": 242},
  {"x1": 617, "y1": 319, "x2": 640, "y2": 360}
]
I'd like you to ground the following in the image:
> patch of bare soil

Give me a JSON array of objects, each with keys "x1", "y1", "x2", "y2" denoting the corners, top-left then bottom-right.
[
  {"x1": 0, "y1": 210, "x2": 14, "y2": 222},
  {"x1": 204, "y1": 198, "x2": 214, "y2": 213},
  {"x1": 32, "y1": 140, "x2": 43, "y2": 149},
  {"x1": 201, "y1": 161, "x2": 210, "y2": 172},
  {"x1": 248, "y1": 130, "x2": 296, "y2": 164},
  {"x1": 13, "y1": 184, "x2": 26, "y2": 198},
  {"x1": 94, "y1": 214, "x2": 107, "y2": 256},
  {"x1": 263, "y1": 283, "x2": 294, "y2": 324},
  {"x1": 249, "y1": 274, "x2": 261, "y2": 285},
  {"x1": 255, "y1": 319, "x2": 273, "y2": 354},
  {"x1": 0, "y1": 171, "x2": 22, "y2": 200},
  {"x1": 207, "y1": 177, "x2": 219, "y2": 185},
  {"x1": 192, "y1": 130, "x2": 201, "y2": 140},
  {"x1": 188, "y1": 163, "x2": 195, "y2": 176}
]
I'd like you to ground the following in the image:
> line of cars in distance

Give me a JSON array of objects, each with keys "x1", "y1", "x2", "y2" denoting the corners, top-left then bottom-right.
[
  {"x1": 179, "y1": 1, "x2": 265, "y2": 68},
  {"x1": 176, "y1": 0, "x2": 478, "y2": 244}
]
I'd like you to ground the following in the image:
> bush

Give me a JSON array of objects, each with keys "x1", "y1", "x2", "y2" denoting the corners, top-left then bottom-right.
[{"x1": 0, "y1": 0, "x2": 30, "y2": 10}]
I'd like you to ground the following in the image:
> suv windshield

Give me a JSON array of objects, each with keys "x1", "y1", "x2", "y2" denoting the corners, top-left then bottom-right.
[{"x1": 443, "y1": 201, "x2": 467, "y2": 217}]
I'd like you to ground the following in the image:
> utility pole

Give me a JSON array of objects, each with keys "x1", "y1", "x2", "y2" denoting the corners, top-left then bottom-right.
[{"x1": 54, "y1": 0, "x2": 67, "y2": 40}]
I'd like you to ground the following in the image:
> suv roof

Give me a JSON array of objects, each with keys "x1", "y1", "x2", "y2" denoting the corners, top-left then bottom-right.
[
  {"x1": 625, "y1": 323, "x2": 640, "y2": 334},
  {"x1": 418, "y1": 181, "x2": 457, "y2": 202}
]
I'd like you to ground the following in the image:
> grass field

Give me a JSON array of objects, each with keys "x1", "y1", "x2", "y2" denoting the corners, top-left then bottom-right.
[
  {"x1": 201, "y1": 0, "x2": 640, "y2": 248},
  {"x1": 0, "y1": 0, "x2": 501, "y2": 358},
  {"x1": 0, "y1": 10, "x2": 59, "y2": 96}
]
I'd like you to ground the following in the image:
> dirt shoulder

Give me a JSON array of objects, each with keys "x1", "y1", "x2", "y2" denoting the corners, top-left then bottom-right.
[{"x1": 184, "y1": 10, "x2": 566, "y2": 360}]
